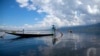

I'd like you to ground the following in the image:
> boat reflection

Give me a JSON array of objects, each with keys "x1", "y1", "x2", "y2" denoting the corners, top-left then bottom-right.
[{"x1": 10, "y1": 35, "x2": 53, "y2": 42}]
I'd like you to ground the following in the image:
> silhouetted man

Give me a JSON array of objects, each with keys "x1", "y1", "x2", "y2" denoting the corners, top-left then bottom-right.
[{"x1": 52, "y1": 25, "x2": 56, "y2": 34}]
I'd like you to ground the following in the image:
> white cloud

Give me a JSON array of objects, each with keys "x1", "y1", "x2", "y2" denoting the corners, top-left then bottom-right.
[
  {"x1": 87, "y1": 5, "x2": 100, "y2": 14},
  {"x1": 76, "y1": 0, "x2": 83, "y2": 5},
  {"x1": 16, "y1": 0, "x2": 29, "y2": 7},
  {"x1": 16, "y1": 0, "x2": 100, "y2": 29},
  {"x1": 23, "y1": 24, "x2": 33, "y2": 28}
]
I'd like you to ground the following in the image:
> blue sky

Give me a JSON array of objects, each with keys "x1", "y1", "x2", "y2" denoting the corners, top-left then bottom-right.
[
  {"x1": 0, "y1": 0, "x2": 100, "y2": 29},
  {"x1": 0, "y1": 0, "x2": 46, "y2": 26}
]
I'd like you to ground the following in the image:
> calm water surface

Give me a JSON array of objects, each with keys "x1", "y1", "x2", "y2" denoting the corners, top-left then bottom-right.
[{"x1": 0, "y1": 32, "x2": 100, "y2": 56}]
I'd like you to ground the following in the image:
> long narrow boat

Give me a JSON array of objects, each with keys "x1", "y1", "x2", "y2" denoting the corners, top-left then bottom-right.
[
  {"x1": 6, "y1": 32, "x2": 54, "y2": 37},
  {"x1": 5, "y1": 25, "x2": 56, "y2": 37}
]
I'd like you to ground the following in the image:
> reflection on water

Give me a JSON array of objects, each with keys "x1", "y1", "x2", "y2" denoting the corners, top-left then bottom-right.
[
  {"x1": 0, "y1": 32, "x2": 100, "y2": 56},
  {"x1": 87, "y1": 47, "x2": 96, "y2": 56}
]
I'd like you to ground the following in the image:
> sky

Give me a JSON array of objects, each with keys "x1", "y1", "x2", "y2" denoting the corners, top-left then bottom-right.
[{"x1": 0, "y1": 0, "x2": 100, "y2": 29}]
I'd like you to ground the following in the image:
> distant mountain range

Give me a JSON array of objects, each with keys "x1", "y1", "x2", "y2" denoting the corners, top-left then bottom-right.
[{"x1": 59, "y1": 23, "x2": 100, "y2": 33}]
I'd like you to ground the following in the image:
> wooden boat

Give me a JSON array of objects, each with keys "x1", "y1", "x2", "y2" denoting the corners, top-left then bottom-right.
[
  {"x1": 5, "y1": 25, "x2": 56, "y2": 37},
  {"x1": 6, "y1": 32, "x2": 54, "y2": 37}
]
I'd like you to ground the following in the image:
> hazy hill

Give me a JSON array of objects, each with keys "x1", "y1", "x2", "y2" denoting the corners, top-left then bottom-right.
[{"x1": 59, "y1": 23, "x2": 100, "y2": 33}]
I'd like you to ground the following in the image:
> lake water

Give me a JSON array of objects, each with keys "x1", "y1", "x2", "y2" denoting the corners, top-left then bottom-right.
[{"x1": 0, "y1": 32, "x2": 100, "y2": 56}]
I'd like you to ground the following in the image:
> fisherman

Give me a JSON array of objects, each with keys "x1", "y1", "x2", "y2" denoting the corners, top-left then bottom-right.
[
  {"x1": 23, "y1": 29, "x2": 24, "y2": 34},
  {"x1": 52, "y1": 25, "x2": 56, "y2": 35}
]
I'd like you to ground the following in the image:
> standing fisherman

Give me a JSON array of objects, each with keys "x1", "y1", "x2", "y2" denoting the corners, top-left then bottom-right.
[
  {"x1": 52, "y1": 25, "x2": 58, "y2": 45},
  {"x1": 23, "y1": 29, "x2": 24, "y2": 34},
  {"x1": 52, "y1": 25, "x2": 56, "y2": 35},
  {"x1": 52, "y1": 25, "x2": 63, "y2": 45}
]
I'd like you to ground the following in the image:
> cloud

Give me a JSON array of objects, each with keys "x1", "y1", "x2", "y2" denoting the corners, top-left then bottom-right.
[
  {"x1": 16, "y1": 0, "x2": 29, "y2": 7},
  {"x1": 16, "y1": 0, "x2": 36, "y2": 10},
  {"x1": 16, "y1": 0, "x2": 100, "y2": 28}
]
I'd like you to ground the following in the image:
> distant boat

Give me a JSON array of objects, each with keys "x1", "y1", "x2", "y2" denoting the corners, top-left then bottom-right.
[{"x1": 68, "y1": 30, "x2": 73, "y2": 33}]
